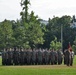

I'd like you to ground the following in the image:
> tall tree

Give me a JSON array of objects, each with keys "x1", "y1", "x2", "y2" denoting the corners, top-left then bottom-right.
[
  {"x1": 29, "y1": 11, "x2": 39, "y2": 23},
  {"x1": 27, "y1": 22, "x2": 44, "y2": 49},
  {"x1": 44, "y1": 17, "x2": 60, "y2": 49},
  {"x1": 0, "y1": 19, "x2": 13, "y2": 49},
  {"x1": 20, "y1": 0, "x2": 30, "y2": 23},
  {"x1": 59, "y1": 16, "x2": 72, "y2": 49},
  {"x1": 44, "y1": 15, "x2": 73, "y2": 50},
  {"x1": 12, "y1": 20, "x2": 30, "y2": 49}
]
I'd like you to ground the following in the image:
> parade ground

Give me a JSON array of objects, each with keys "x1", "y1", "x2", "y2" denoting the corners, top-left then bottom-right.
[{"x1": 0, "y1": 56, "x2": 76, "y2": 75}]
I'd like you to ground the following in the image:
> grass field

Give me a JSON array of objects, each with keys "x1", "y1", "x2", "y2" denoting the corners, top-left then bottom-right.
[{"x1": 0, "y1": 56, "x2": 76, "y2": 75}]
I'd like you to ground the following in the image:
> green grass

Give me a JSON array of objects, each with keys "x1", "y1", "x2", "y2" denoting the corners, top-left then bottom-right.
[
  {"x1": 0, "y1": 66, "x2": 76, "y2": 75},
  {"x1": 0, "y1": 56, "x2": 2, "y2": 65},
  {"x1": 73, "y1": 55, "x2": 76, "y2": 65},
  {"x1": 0, "y1": 56, "x2": 76, "y2": 75}
]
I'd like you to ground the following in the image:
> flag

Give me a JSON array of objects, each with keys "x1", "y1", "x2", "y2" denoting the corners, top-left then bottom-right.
[{"x1": 68, "y1": 42, "x2": 72, "y2": 51}]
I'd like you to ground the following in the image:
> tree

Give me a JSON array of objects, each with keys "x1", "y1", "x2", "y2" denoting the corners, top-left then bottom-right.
[
  {"x1": 44, "y1": 17, "x2": 60, "y2": 49},
  {"x1": 0, "y1": 19, "x2": 13, "y2": 49},
  {"x1": 29, "y1": 11, "x2": 39, "y2": 23},
  {"x1": 50, "y1": 36, "x2": 61, "y2": 50},
  {"x1": 25, "y1": 22, "x2": 44, "y2": 49},
  {"x1": 59, "y1": 16, "x2": 75, "y2": 49},
  {"x1": 12, "y1": 20, "x2": 30, "y2": 49},
  {"x1": 44, "y1": 15, "x2": 75, "y2": 50},
  {"x1": 20, "y1": 0, "x2": 30, "y2": 23}
]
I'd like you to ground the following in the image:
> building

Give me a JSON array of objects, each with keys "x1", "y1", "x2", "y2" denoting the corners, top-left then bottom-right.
[
  {"x1": 39, "y1": 20, "x2": 48, "y2": 25},
  {"x1": 70, "y1": 15, "x2": 76, "y2": 28}
]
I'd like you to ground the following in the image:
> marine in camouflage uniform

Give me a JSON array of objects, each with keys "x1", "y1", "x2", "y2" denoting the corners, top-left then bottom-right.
[
  {"x1": 50, "y1": 49, "x2": 55, "y2": 65},
  {"x1": 35, "y1": 50, "x2": 38, "y2": 65},
  {"x1": 24, "y1": 49, "x2": 27, "y2": 65},
  {"x1": 43, "y1": 50, "x2": 50, "y2": 65},
  {"x1": 64, "y1": 49, "x2": 67, "y2": 65},
  {"x1": 54, "y1": 50, "x2": 58, "y2": 65},
  {"x1": 2, "y1": 48, "x2": 6, "y2": 65},
  {"x1": 19, "y1": 48, "x2": 25, "y2": 65},
  {"x1": 69, "y1": 50, "x2": 74, "y2": 66},
  {"x1": 37, "y1": 49, "x2": 43, "y2": 65},
  {"x1": 7, "y1": 48, "x2": 13, "y2": 65},
  {"x1": 13, "y1": 47, "x2": 19, "y2": 65},
  {"x1": 5, "y1": 48, "x2": 8, "y2": 65},
  {"x1": 26, "y1": 49, "x2": 32, "y2": 65},
  {"x1": 57, "y1": 49, "x2": 63, "y2": 65},
  {"x1": 64, "y1": 49, "x2": 70, "y2": 66},
  {"x1": 31, "y1": 49, "x2": 36, "y2": 65}
]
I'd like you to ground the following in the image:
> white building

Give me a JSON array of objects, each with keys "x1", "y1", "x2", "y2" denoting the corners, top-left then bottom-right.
[
  {"x1": 40, "y1": 20, "x2": 48, "y2": 25},
  {"x1": 70, "y1": 21, "x2": 76, "y2": 28},
  {"x1": 70, "y1": 15, "x2": 76, "y2": 28}
]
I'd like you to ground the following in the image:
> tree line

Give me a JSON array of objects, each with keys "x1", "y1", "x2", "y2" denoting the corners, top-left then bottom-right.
[{"x1": 0, "y1": 0, "x2": 76, "y2": 53}]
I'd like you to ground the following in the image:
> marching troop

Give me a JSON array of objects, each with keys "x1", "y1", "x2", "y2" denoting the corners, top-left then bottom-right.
[{"x1": 2, "y1": 48, "x2": 74, "y2": 66}]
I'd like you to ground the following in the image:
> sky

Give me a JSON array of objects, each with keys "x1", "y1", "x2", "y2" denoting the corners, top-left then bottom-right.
[{"x1": 0, "y1": 0, "x2": 76, "y2": 22}]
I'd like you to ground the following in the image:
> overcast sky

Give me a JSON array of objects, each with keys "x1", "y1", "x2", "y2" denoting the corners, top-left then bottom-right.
[{"x1": 0, "y1": 0, "x2": 76, "y2": 22}]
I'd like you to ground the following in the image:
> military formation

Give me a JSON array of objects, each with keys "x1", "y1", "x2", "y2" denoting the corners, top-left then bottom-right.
[{"x1": 2, "y1": 48, "x2": 74, "y2": 66}]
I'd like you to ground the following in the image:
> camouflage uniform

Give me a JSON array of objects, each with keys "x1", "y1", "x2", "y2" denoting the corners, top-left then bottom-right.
[
  {"x1": 26, "y1": 50, "x2": 32, "y2": 65},
  {"x1": 50, "y1": 50, "x2": 55, "y2": 65},
  {"x1": 57, "y1": 50, "x2": 63, "y2": 65},
  {"x1": 64, "y1": 49, "x2": 70, "y2": 66},
  {"x1": 13, "y1": 48, "x2": 19, "y2": 65},
  {"x1": 54, "y1": 51, "x2": 58, "y2": 65},
  {"x1": 7, "y1": 48, "x2": 13, "y2": 65},
  {"x1": 31, "y1": 50, "x2": 36, "y2": 65},
  {"x1": 70, "y1": 51, "x2": 74, "y2": 66},
  {"x1": 37, "y1": 50, "x2": 43, "y2": 65},
  {"x1": 2, "y1": 49, "x2": 6, "y2": 65},
  {"x1": 43, "y1": 50, "x2": 50, "y2": 65},
  {"x1": 19, "y1": 49, "x2": 25, "y2": 65}
]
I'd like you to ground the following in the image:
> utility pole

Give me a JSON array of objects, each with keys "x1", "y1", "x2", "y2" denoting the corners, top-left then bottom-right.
[{"x1": 61, "y1": 25, "x2": 63, "y2": 52}]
